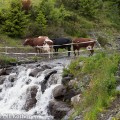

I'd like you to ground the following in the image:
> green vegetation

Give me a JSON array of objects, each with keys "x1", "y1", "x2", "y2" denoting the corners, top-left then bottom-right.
[
  {"x1": 63, "y1": 52, "x2": 120, "y2": 120},
  {"x1": 0, "y1": 55, "x2": 17, "y2": 68},
  {"x1": 0, "y1": 0, "x2": 119, "y2": 45}
]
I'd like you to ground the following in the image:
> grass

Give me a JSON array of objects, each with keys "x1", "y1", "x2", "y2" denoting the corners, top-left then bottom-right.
[
  {"x1": 0, "y1": 34, "x2": 22, "y2": 47},
  {"x1": 0, "y1": 54, "x2": 17, "y2": 68},
  {"x1": 64, "y1": 52, "x2": 120, "y2": 120}
]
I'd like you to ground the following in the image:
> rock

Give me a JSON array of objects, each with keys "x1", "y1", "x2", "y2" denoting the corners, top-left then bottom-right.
[
  {"x1": 41, "y1": 70, "x2": 57, "y2": 93},
  {"x1": 5, "y1": 67, "x2": 13, "y2": 75},
  {"x1": 116, "y1": 85, "x2": 120, "y2": 92},
  {"x1": 63, "y1": 109, "x2": 75, "y2": 120},
  {"x1": 0, "y1": 76, "x2": 6, "y2": 85},
  {"x1": 116, "y1": 71, "x2": 120, "y2": 77},
  {"x1": 53, "y1": 85, "x2": 66, "y2": 100},
  {"x1": 41, "y1": 65, "x2": 51, "y2": 70},
  {"x1": 71, "y1": 94, "x2": 81, "y2": 105},
  {"x1": 8, "y1": 74, "x2": 17, "y2": 83},
  {"x1": 115, "y1": 76, "x2": 120, "y2": 84},
  {"x1": 115, "y1": 111, "x2": 120, "y2": 119},
  {"x1": 49, "y1": 100, "x2": 71, "y2": 119},
  {"x1": 68, "y1": 79, "x2": 78, "y2": 88},
  {"x1": 24, "y1": 85, "x2": 38, "y2": 111},
  {"x1": 29, "y1": 68, "x2": 42, "y2": 77},
  {"x1": 64, "y1": 89, "x2": 79, "y2": 101},
  {"x1": 0, "y1": 69, "x2": 9, "y2": 76},
  {"x1": 62, "y1": 76, "x2": 72, "y2": 85}
]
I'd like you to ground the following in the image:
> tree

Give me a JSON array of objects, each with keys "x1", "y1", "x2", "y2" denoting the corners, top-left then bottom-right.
[
  {"x1": 1, "y1": 0, "x2": 29, "y2": 37},
  {"x1": 35, "y1": 11, "x2": 47, "y2": 35}
]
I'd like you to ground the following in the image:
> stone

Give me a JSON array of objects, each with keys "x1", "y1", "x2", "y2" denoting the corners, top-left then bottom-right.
[
  {"x1": 49, "y1": 100, "x2": 71, "y2": 119},
  {"x1": 24, "y1": 85, "x2": 38, "y2": 111},
  {"x1": 62, "y1": 76, "x2": 72, "y2": 85},
  {"x1": 71, "y1": 94, "x2": 81, "y2": 105},
  {"x1": 52, "y1": 85, "x2": 66, "y2": 100},
  {"x1": 29, "y1": 68, "x2": 42, "y2": 77},
  {"x1": 0, "y1": 76, "x2": 6, "y2": 84}
]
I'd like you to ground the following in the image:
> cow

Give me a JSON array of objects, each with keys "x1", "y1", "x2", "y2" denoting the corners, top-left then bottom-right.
[
  {"x1": 23, "y1": 36, "x2": 53, "y2": 58},
  {"x1": 51, "y1": 38, "x2": 72, "y2": 56},
  {"x1": 36, "y1": 38, "x2": 53, "y2": 58},
  {"x1": 73, "y1": 38, "x2": 96, "y2": 56}
]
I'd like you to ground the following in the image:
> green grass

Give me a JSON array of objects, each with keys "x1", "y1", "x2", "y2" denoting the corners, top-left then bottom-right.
[
  {"x1": 0, "y1": 54, "x2": 17, "y2": 67},
  {"x1": 64, "y1": 52, "x2": 120, "y2": 120},
  {"x1": 0, "y1": 34, "x2": 22, "y2": 47}
]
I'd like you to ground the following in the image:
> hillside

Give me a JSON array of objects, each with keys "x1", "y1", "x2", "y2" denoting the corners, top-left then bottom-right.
[{"x1": 0, "y1": 0, "x2": 120, "y2": 47}]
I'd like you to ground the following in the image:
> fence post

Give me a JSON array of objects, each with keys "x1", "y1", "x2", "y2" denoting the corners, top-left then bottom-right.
[{"x1": 5, "y1": 46, "x2": 7, "y2": 54}]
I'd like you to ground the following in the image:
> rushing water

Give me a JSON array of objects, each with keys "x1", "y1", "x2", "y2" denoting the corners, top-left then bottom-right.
[{"x1": 0, "y1": 58, "x2": 71, "y2": 120}]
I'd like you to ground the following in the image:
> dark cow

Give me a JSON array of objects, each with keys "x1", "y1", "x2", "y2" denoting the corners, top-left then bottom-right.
[
  {"x1": 51, "y1": 38, "x2": 72, "y2": 56},
  {"x1": 73, "y1": 38, "x2": 96, "y2": 56},
  {"x1": 23, "y1": 36, "x2": 53, "y2": 58}
]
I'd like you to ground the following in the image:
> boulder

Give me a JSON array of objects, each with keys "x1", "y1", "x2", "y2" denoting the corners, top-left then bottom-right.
[
  {"x1": 52, "y1": 85, "x2": 66, "y2": 100},
  {"x1": 8, "y1": 74, "x2": 17, "y2": 83},
  {"x1": 41, "y1": 70, "x2": 57, "y2": 93},
  {"x1": 24, "y1": 86, "x2": 38, "y2": 111},
  {"x1": 49, "y1": 100, "x2": 71, "y2": 119},
  {"x1": 62, "y1": 76, "x2": 72, "y2": 85},
  {"x1": 64, "y1": 89, "x2": 79, "y2": 102},
  {"x1": 41, "y1": 65, "x2": 51, "y2": 70},
  {"x1": 0, "y1": 76, "x2": 6, "y2": 85},
  {"x1": 71, "y1": 94, "x2": 81, "y2": 105},
  {"x1": 29, "y1": 68, "x2": 42, "y2": 77}
]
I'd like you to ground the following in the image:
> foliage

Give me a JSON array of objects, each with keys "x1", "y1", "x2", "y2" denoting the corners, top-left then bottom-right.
[
  {"x1": 0, "y1": 0, "x2": 120, "y2": 44},
  {"x1": 66, "y1": 53, "x2": 120, "y2": 120},
  {"x1": 1, "y1": 0, "x2": 29, "y2": 37}
]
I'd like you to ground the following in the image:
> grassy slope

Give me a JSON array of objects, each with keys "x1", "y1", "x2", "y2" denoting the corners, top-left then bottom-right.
[{"x1": 64, "y1": 52, "x2": 120, "y2": 120}]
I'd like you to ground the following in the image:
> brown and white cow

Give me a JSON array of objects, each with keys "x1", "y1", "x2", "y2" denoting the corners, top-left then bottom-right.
[
  {"x1": 73, "y1": 38, "x2": 96, "y2": 56},
  {"x1": 23, "y1": 36, "x2": 53, "y2": 58},
  {"x1": 36, "y1": 38, "x2": 53, "y2": 58}
]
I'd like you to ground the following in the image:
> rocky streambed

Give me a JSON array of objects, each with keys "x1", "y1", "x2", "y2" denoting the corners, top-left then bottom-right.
[{"x1": 0, "y1": 57, "x2": 79, "y2": 120}]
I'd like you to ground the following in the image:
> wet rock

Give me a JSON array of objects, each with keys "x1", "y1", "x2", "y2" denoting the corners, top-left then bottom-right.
[
  {"x1": 41, "y1": 65, "x2": 51, "y2": 70},
  {"x1": 0, "y1": 69, "x2": 9, "y2": 76},
  {"x1": 62, "y1": 76, "x2": 72, "y2": 85},
  {"x1": 26, "y1": 79, "x2": 32, "y2": 85},
  {"x1": 29, "y1": 68, "x2": 42, "y2": 77},
  {"x1": 8, "y1": 74, "x2": 17, "y2": 83},
  {"x1": 5, "y1": 67, "x2": 13, "y2": 75},
  {"x1": 24, "y1": 85, "x2": 38, "y2": 111},
  {"x1": 41, "y1": 70, "x2": 57, "y2": 93},
  {"x1": 49, "y1": 100, "x2": 71, "y2": 119},
  {"x1": 64, "y1": 89, "x2": 79, "y2": 102},
  {"x1": 0, "y1": 76, "x2": 6, "y2": 84},
  {"x1": 53, "y1": 85, "x2": 66, "y2": 100}
]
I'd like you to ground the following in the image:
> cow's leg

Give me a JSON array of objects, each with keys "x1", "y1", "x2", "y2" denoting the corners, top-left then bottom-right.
[
  {"x1": 35, "y1": 47, "x2": 38, "y2": 56},
  {"x1": 89, "y1": 49, "x2": 94, "y2": 56},
  {"x1": 88, "y1": 45, "x2": 94, "y2": 56},
  {"x1": 55, "y1": 48, "x2": 58, "y2": 55}
]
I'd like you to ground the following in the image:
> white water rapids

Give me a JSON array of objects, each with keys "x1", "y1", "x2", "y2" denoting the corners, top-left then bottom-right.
[{"x1": 0, "y1": 58, "x2": 71, "y2": 120}]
